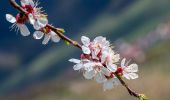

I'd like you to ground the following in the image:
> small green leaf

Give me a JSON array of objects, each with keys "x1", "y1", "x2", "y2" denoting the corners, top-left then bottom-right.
[
  {"x1": 139, "y1": 94, "x2": 148, "y2": 100},
  {"x1": 65, "y1": 40, "x2": 70, "y2": 46},
  {"x1": 57, "y1": 28, "x2": 65, "y2": 33}
]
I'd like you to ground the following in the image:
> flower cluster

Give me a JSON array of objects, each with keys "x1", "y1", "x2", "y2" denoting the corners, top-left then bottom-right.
[
  {"x1": 69, "y1": 36, "x2": 138, "y2": 91},
  {"x1": 6, "y1": 0, "x2": 60, "y2": 44}
]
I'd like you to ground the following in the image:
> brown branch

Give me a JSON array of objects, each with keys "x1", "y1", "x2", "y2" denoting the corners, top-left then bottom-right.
[
  {"x1": 114, "y1": 74, "x2": 140, "y2": 98},
  {"x1": 9, "y1": 0, "x2": 145, "y2": 99}
]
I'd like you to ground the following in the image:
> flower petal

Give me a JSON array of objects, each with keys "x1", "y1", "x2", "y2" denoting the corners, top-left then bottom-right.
[
  {"x1": 33, "y1": 21, "x2": 41, "y2": 30},
  {"x1": 123, "y1": 72, "x2": 138, "y2": 80},
  {"x1": 33, "y1": 31, "x2": 44, "y2": 39},
  {"x1": 125, "y1": 64, "x2": 138, "y2": 72},
  {"x1": 121, "y1": 58, "x2": 126, "y2": 68},
  {"x1": 101, "y1": 51, "x2": 108, "y2": 64},
  {"x1": 28, "y1": 14, "x2": 35, "y2": 25},
  {"x1": 107, "y1": 64, "x2": 117, "y2": 72},
  {"x1": 103, "y1": 80, "x2": 113, "y2": 91},
  {"x1": 73, "y1": 63, "x2": 83, "y2": 70},
  {"x1": 83, "y1": 62, "x2": 94, "y2": 71},
  {"x1": 69, "y1": 58, "x2": 81, "y2": 64},
  {"x1": 17, "y1": 24, "x2": 30, "y2": 36},
  {"x1": 83, "y1": 70, "x2": 94, "y2": 79},
  {"x1": 42, "y1": 34, "x2": 51, "y2": 45},
  {"x1": 21, "y1": 0, "x2": 34, "y2": 7},
  {"x1": 81, "y1": 36, "x2": 90, "y2": 46},
  {"x1": 101, "y1": 67, "x2": 111, "y2": 76},
  {"x1": 82, "y1": 46, "x2": 91, "y2": 54},
  {"x1": 128, "y1": 73, "x2": 138, "y2": 79},
  {"x1": 95, "y1": 72, "x2": 106, "y2": 83},
  {"x1": 6, "y1": 14, "x2": 16, "y2": 23},
  {"x1": 37, "y1": 18, "x2": 48, "y2": 28},
  {"x1": 50, "y1": 31, "x2": 60, "y2": 43}
]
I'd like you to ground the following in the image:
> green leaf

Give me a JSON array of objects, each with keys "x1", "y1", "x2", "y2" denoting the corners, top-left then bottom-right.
[
  {"x1": 139, "y1": 94, "x2": 148, "y2": 100},
  {"x1": 57, "y1": 28, "x2": 65, "y2": 33},
  {"x1": 64, "y1": 40, "x2": 70, "y2": 46}
]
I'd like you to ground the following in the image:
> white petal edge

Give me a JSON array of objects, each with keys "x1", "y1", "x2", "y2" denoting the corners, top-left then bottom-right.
[
  {"x1": 125, "y1": 64, "x2": 138, "y2": 72},
  {"x1": 107, "y1": 64, "x2": 117, "y2": 72},
  {"x1": 33, "y1": 31, "x2": 44, "y2": 39},
  {"x1": 17, "y1": 24, "x2": 30, "y2": 36},
  {"x1": 42, "y1": 34, "x2": 51, "y2": 45},
  {"x1": 73, "y1": 63, "x2": 83, "y2": 70},
  {"x1": 28, "y1": 14, "x2": 35, "y2": 25},
  {"x1": 103, "y1": 80, "x2": 113, "y2": 91},
  {"x1": 95, "y1": 72, "x2": 106, "y2": 83},
  {"x1": 82, "y1": 46, "x2": 91, "y2": 54},
  {"x1": 6, "y1": 14, "x2": 16, "y2": 23},
  {"x1": 83, "y1": 70, "x2": 94, "y2": 79},
  {"x1": 50, "y1": 31, "x2": 60, "y2": 43},
  {"x1": 128, "y1": 73, "x2": 139, "y2": 79},
  {"x1": 69, "y1": 58, "x2": 81, "y2": 64},
  {"x1": 121, "y1": 58, "x2": 126, "y2": 68},
  {"x1": 81, "y1": 36, "x2": 90, "y2": 46}
]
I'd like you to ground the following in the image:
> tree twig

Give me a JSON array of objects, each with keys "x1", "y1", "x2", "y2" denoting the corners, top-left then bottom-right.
[{"x1": 9, "y1": 0, "x2": 145, "y2": 99}]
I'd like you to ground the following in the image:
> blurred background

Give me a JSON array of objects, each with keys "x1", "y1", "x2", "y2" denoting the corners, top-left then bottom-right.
[{"x1": 0, "y1": 0, "x2": 170, "y2": 100}]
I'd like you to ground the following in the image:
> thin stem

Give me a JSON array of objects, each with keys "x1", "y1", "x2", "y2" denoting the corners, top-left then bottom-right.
[{"x1": 9, "y1": 0, "x2": 143, "y2": 99}]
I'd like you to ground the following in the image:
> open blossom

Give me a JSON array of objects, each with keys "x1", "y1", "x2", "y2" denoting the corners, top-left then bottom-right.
[
  {"x1": 33, "y1": 27, "x2": 60, "y2": 44},
  {"x1": 69, "y1": 36, "x2": 139, "y2": 91},
  {"x1": 21, "y1": 0, "x2": 48, "y2": 30},
  {"x1": 69, "y1": 36, "x2": 121, "y2": 90},
  {"x1": 6, "y1": 14, "x2": 30, "y2": 36},
  {"x1": 6, "y1": 0, "x2": 48, "y2": 36},
  {"x1": 119, "y1": 58, "x2": 139, "y2": 80}
]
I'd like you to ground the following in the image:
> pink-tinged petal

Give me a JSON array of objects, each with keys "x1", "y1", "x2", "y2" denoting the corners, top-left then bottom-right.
[
  {"x1": 69, "y1": 58, "x2": 81, "y2": 64},
  {"x1": 83, "y1": 70, "x2": 94, "y2": 79},
  {"x1": 95, "y1": 72, "x2": 106, "y2": 83},
  {"x1": 33, "y1": 31, "x2": 44, "y2": 39},
  {"x1": 42, "y1": 34, "x2": 51, "y2": 45},
  {"x1": 107, "y1": 64, "x2": 117, "y2": 72},
  {"x1": 6, "y1": 14, "x2": 16, "y2": 23},
  {"x1": 28, "y1": 14, "x2": 35, "y2": 25},
  {"x1": 101, "y1": 51, "x2": 108, "y2": 64},
  {"x1": 125, "y1": 64, "x2": 138, "y2": 72},
  {"x1": 82, "y1": 46, "x2": 91, "y2": 54},
  {"x1": 73, "y1": 63, "x2": 83, "y2": 70},
  {"x1": 17, "y1": 24, "x2": 30, "y2": 36},
  {"x1": 50, "y1": 31, "x2": 60, "y2": 43},
  {"x1": 103, "y1": 80, "x2": 113, "y2": 91},
  {"x1": 91, "y1": 51, "x2": 98, "y2": 60},
  {"x1": 81, "y1": 36, "x2": 90, "y2": 46},
  {"x1": 121, "y1": 58, "x2": 126, "y2": 68}
]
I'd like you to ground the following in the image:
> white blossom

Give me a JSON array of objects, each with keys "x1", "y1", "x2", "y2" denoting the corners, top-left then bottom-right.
[
  {"x1": 121, "y1": 58, "x2": 139, "y2": 80},
  {"x1": 6, "y1": 14, "x2": 30, "y2": 36},
  {"x1": 33, "y1": 30, "x2": 60, "y2": 44}
]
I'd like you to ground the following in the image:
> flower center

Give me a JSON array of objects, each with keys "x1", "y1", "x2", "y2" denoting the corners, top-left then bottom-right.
[
  {"x1": 16, "y1": 13, "x2": 28, "y2": 24},
  {"x1": 23, "y1": 5, "x2": 34, "y2": 14},
  {"x1": 116, "y1": 67, "x2": 123, "y2": 76}
]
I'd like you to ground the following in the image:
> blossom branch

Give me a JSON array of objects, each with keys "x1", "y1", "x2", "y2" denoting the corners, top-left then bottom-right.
[
  {"x1": 8, "y1": 0, "x2": 147, "y2": 99},
  {"x1": 9, "y1": 0, "x2": 81, "y2": 49}
]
